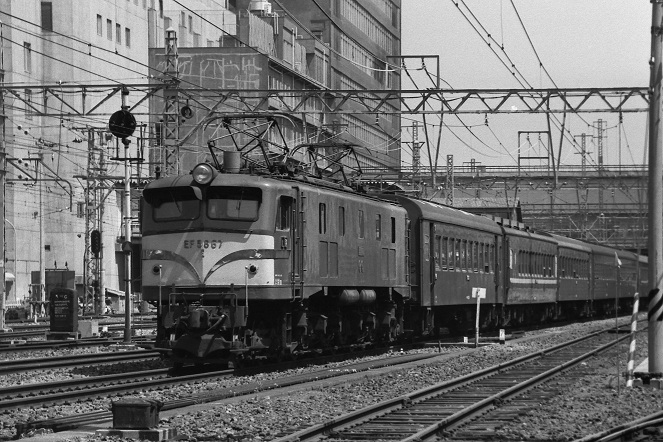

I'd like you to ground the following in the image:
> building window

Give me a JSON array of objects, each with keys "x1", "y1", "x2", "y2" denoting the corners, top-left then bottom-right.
[
  {"x1": 96, "y1": 14, "x2": 102, "y2": 36},
  {"x1": 23, "y1": 42, "x2": 32, "y2": 73},
  {"x1": 116, "y1": 23, "x2": 122, "y2": 43},
  {"x1": 125, "y1": 28, "x2": 131, "y2": 47},
  {"x1": 180, "y1": 11, "x2": 186, "y2": 27},
  {"x1": 106, "y1": 19, "x2": 112, "y2": 40},
  {"x1": 41, "y1": 2, "x2": 53, "y2": 31},
  {"x1": 188, "y1": 15, "x2": 193, "y2": 32}
]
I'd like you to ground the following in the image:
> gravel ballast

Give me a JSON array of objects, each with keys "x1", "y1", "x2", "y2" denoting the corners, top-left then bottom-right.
[{"x1": 2, "y1": 317, "x2": 660, "y2": 442}]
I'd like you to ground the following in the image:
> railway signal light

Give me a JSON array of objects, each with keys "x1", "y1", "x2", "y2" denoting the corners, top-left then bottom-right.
[{"x1": 90, "y1": 229, "x2": 101, "y2": 258}]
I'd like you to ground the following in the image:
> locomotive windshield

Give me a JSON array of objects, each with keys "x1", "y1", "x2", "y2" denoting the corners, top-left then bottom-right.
[
  {"x1": 207, "y1": 187, "x2": 261, "y2": 221},
  {"x1": 147, "y1": 187, "x2": 200, "y2": 222}
]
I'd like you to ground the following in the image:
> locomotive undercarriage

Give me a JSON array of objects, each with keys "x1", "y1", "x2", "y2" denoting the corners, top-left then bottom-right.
[{"x1": 154, "y1": 287, "x2": 408, "y2": 368}]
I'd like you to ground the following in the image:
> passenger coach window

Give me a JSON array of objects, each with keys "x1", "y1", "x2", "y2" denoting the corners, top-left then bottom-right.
[
  {"x1": 146, "y1": 187, "x2": 200, "y2": 221},
  {"x1": 208, "y1": 187, "x2": 261, "y2": 220}
]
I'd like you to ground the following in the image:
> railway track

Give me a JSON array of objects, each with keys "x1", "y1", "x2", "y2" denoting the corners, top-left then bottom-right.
[
  {"x1": 0, "y1": 336, "x2": 156, "y2": 353},
  {"x1": 0, "y1": 349, "x2": 160, "y2": 374},
  {"x1": 0, "y1": 322, "x2": 157, "y2": 341},
  {"x1": 5, "y1": 367, "x2": 230, "y2": 414},
  {"x1": 574, "y1": 411, "x2": 663, "y2": 442},
  {"x1": 14, "y1": 347, "x2": 444, "y2": 436},
  {"x1": 270, "y1": 328, "x2": 631, "y2": 442}
]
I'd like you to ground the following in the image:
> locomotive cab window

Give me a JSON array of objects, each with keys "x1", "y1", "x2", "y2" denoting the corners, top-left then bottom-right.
[
  {"x1": 208, "y1": 187, "x2": 261, "y2": 220},
  {"x1": 144, "y1": 187, "x2": 200, "y2": 221}
]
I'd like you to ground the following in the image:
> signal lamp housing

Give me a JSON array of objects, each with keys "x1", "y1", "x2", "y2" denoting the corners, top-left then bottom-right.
[{"x1": 192, "y1": 163, "x2": 216, "y2": 185}]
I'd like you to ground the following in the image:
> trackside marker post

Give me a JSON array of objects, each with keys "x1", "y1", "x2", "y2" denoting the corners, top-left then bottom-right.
[
  {"x1": 626, "y1": 292, "x2": 640, "y2": 388},
  {"x1": 472, "y1": 287, "x2": 486, "y2": 348}
]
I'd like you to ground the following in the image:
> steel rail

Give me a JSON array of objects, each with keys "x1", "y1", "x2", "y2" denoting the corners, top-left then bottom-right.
[
  {"x1": 5, "y1": 368, "x2": 233, "y2": 414},
  {"x1": 14, "y1": 348, "x2": 444, "y2": 435},
  {"x1": 0, "y1": 349, "x2": 160, "y2": 374},
  {"x1": 573, "y1": 411, "x2": 663, "y2": 442},
  {"x1": 402, "y1": 334, "x2": 629, "y2": 442},
  {"x1": 272, "y1": 328, "x2": 627, "y2": 442},
  {"x1": 0, "y1": 368, "x2": 171, "y2": 400}
]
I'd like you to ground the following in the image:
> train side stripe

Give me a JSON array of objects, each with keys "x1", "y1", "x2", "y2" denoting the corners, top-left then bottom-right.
[
  {"x1": 143, "y1": 249, "x2": 202, "y2": 283},
  {"x1": 204, "y1": 249, "x2": 290, "y2": 282},
  {"x1": 648, "y1": 288, "x2": 663, "y2": 321}
]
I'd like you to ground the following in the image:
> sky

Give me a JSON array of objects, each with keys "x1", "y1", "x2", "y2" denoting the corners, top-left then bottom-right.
[{"x1": 400, "y1": 1, "x2": 652, "y2": 170}]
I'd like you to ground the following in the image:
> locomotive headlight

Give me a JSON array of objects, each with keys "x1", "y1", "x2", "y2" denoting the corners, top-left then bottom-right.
[
  {"x1": 247, "y1": 264, "x2": 258, "y2": 274},
  {"x1": 192, "y1": 163, "x2": 215, "y2": 185}
]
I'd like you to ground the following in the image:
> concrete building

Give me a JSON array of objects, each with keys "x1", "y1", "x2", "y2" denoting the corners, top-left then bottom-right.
[
  {"x1": 0, "y1": 0, "x2": 233, "y2": 312},
  {"x1": 0, "y1": 0, "x2": 399, "y2": 313},
  {"x1": 276, "y1": 0, "x2": 402, "y2": 171},
  {"x1": 147, "y1": 0, "x2": 401, "y2": 177}
]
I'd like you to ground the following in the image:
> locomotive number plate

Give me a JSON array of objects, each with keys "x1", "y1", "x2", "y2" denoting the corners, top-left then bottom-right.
[{"x1": 183, "y1": 239, "x2": 222, "y2": 249}]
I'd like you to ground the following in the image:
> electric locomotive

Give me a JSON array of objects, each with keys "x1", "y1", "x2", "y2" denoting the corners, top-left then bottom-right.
[{"x1": 141, "y1": 151, "x2": 410, "y2": 366}]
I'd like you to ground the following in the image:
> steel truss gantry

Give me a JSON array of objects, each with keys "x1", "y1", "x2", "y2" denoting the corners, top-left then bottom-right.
[{"x1": 2, "y1": 84, "x2": 648, "y2": 119}]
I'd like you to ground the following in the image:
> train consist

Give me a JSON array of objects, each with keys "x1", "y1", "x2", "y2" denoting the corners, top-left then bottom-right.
[{"x1": 140, "y1": 149, "x2": 647, "y2": 367}]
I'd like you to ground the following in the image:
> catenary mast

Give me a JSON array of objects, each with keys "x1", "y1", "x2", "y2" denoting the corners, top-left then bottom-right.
[{"x1": 648, "y1": 0, "x2": 663, "y2": 374}]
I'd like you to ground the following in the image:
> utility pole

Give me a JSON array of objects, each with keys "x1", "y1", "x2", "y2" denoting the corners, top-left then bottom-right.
[
  {"x1": 0, "y1": 20, "x2": 5, "y2": 331},
  {"x1": 648, "y1": 0, "x2": 663, "y2": 376},
  {"x1": 446, "y1": 154, "x2": 454, "y2": 206},
  {"x1": 108, "y1": 87, "x2": 138, "y2": 344},
  {"x1": 162, "y1": 28, "x2": 180, "y2": 177},
  {"x1": 411, "y1": 123, "x2": 421, "y2": 193},
  {"x1": 596, "y1": 120, "x2": 606, "y2": 242},
  {"x1": 84, "y1": 130, "x2": 104, "y2": 315}
]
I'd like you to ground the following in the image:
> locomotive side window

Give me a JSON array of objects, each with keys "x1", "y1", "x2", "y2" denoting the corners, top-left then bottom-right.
[
  {"x1": 441, "y1": 237, "x2": 448, "y2": 270},
  {"x1": 147, "y1": 187, "x2": 200, "y2": 221},
  {"x1": 339, "y1": 206, "x2": 345, "y2": 236},
  {"x1": 276, "y1": 196, "x2": 293, "y2": 230},
  {"x1": 391, "y1": 217, "x2": 396, "y2": 243},
  {"x1": 375, "y1": 214, "x2": 382, "y2": 240},
  {"x1": 358, "y1": 209, "x2": 365, "y2": 239},
  {"x1": 208, "y1": 187, "x2": 261, "y2": 220},
  {"x1": 319, "y1": 203, "x2": 327, "y2": 234}
]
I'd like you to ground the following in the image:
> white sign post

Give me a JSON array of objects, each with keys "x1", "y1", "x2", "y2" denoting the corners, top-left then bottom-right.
[{"x1": 472, "y1": 287, "x2": 486, "y2": 348}]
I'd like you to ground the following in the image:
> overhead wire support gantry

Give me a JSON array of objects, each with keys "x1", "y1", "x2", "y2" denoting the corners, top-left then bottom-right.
[{"x1": 0, "y1": 85, "x2": 649, "y2": 118}]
